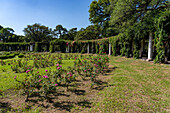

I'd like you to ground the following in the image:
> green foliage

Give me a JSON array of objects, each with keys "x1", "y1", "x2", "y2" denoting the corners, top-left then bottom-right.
[
  {"x1": 18, "y1": 54, "x2": 25, "y2": 58},
  {"x1": 89, "y1": 0, "x2": 114, "y2": 37},
  {"x1": 23, "y1": 23, "x2": 52, "y2": 42},
  {"x1": 12, "y1": 53, "x2": 109, "y2": 102},
  {"x1": 75, "y1": 25, "x2": 99, "y2": 40},
  {"x1": 50, "y1": 39, "x2": 67, "y2": 53},
  {"x1": 34, "y1": 43, "x2": 39, "y2": 52},
  {"x1": 109, "y1": 0, "x2": 168, "y2": 30},
  {"x1": 95, "y1": 43, "x2": 99, "y2": 54},
  {"x1": 154, "y1": 10, "x2": 170, "y2": 63},
  {"x1": 80, "y1": 43, "x2": 86, "y2": 54},
  {"x1": 49, "y1": 43, "x2": 54, "y2": 53},
  {"x1": 53, "y1": 25, "x2": 68, "y2": 39},
  {"x1": 110, "y1": 36, "x2": 118, "y2": 56},
  {"x1": 0, "y1": 52, "x2": 17, "y2": 59},
  {"x1": 0, "y1": 27, "x2": 15, "y2": 42}
]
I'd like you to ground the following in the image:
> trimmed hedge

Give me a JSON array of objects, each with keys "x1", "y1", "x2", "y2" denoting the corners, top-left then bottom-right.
[
  {"x1": 0, "y1": 54, "x2": 16, "y2": 59},
  {"x1": 18, "y1": 54, "x2": 24, "y2": 58}
]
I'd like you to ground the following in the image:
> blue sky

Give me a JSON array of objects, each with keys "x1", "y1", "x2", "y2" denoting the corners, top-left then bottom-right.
[{"x1": 0, "y1": 0, "x2": 94, "y2": 35}]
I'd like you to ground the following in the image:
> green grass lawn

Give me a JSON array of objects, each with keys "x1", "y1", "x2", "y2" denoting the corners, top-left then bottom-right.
[
  {"x1": 0, "y1": 58, "x2": 74, "y2": 92},
  {"x1": 0, "y1": 55, "x2": 170, "y2": 112},
  {"x1": 89, "y1": 56, "x2": 170, "y2": 112}
]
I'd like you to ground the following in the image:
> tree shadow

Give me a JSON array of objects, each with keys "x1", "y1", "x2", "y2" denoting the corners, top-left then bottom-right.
[
  {"x1": 0, "y1": 102, "x2": 12, "y2": 113},
  {"x1": 77, "y1": 100, "x2": 91, "y2": 108},
  {"x1": 53, "y1": 100, "x2": 92, "y2": 112},
  {"x1": 53, "y1": 101, "x2": 74, "y2": 112},
  {"x1": 69, "y1": 89, "x2": 86, "y2": 95},
  {"x1": 53, "y1": 91, "x2": 70, "y2": 97},
  {"x1": 93, "y1": 79, "x2": 108, "y2": 90},
  {"x1": 104, "y1": 67, "x2": 118, "y2": 76}
]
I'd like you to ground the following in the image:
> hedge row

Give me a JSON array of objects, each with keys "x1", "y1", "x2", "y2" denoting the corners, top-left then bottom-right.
[{"x1": 0, "y1": 54, "x2": 16, "y2": 59}]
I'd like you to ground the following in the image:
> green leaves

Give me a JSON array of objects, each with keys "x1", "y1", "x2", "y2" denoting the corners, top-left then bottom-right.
[{"x1": 23, "y1": 23, "x2": 52, "y2": 42}]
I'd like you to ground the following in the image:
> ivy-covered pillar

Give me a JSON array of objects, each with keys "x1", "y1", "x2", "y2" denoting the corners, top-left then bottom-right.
[
  {"x1": 68, "y1": 45, "x2": 69, "y2": 53},
  {"x1": 139, "y1": 39, "x2": 144, "y2": 58},
  {"x1": 30, "y1": 44, "x2": 33, "y2": 51},
  {"x1": 109, "y1": 43, "x2": 111, "y2": 55},
  {"x1": 28, "y1": 45, "x2": 30, "y2": 51},
  {"x1": 165, "y1": 45, "x2": 170, "y2": 63},
  {"x1": 87, "y1": 43, "x2": 89, "y2": 54},
  {"x1": 9, "y1": 46, "x2": 11, "y2": 51},
  {"x1": 147, "y1": 33, "x2": 153, "y2": 61}
]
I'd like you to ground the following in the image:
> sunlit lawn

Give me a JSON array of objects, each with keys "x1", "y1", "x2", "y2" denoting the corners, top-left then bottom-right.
[
  {"x1": 0, "y1": 55, "x2": 170, "y2": 112},
  {"x1": 0, "y1": 57, "x2": 74, "y2": 92},
  {"x1": 89, "y1": 56, "x2": 170, "y2": 112}
]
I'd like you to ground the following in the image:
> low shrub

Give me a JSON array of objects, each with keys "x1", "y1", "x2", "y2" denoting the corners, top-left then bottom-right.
[
  {"x1": 8, "y1": 54, "x2": 16, "y2": 58},
  {"x1": 0, "y1": 54, "x2": 16, "y2": 59},
  {"x1": 14, "y1": 52, "x2": 20, "y2": 55},
  {"x1": 18, "y1": 54, "x2": 24, "y2": 58},
  {"x1": 4, "y1": 52, "x2": 10, "y2": 55}
]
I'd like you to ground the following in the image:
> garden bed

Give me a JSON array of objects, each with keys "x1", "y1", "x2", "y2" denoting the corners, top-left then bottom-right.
[{"x1": 0, "y1": 54, "x2": 170, "y2": 113}]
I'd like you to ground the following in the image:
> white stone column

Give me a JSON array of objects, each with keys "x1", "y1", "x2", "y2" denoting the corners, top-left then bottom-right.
[
  {"x1": 68, "y1": 45, "x2": 69, "y2": 53},
  {"x1": 109, "y1": 43, "x2": 111, "y2": 55},
  {"x1": 30, "y1": 45, "x2": 33, "y2": 51},
  {"x1": 87, "y1": 43, "x2": 89, "y2": 54},
  {"x1": 9, "y1": 46, "x2": 11, "y2": 51},
  {"x1": 147, "y1": 33, "x2": 153, "y2": 61}
]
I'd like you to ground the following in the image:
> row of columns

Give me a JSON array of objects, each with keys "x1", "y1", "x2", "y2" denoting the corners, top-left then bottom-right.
[
  {"x1": 2, "y1": 46, "x2": 30, "y2": 51},
  {"x1": 29, "y1": 34, "x2": 168, "y2": 62},
  {"x1": 66, "y1": 33, "x2": 154, "y2": 61},
  {"x1": 27, "y1": 39, "x2": 155, "y2": 61},
  {"x1": 66, "y1": 43, "x2": 112, "y2": 55}
]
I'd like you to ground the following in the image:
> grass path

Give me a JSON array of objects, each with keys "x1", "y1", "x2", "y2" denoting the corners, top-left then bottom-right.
[{"x1": 89, "y1": 56, "x2": 170, "y2": 113}]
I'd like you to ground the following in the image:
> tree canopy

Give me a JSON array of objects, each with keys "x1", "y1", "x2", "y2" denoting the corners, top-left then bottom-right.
[{"x1": 23, "y1": 23, "x2": 53, "y2": 42}]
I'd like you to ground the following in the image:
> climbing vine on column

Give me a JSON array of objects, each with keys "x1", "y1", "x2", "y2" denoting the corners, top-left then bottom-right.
[{"x1": 154, "y1": 10, "x2": 170, "y2": 63}]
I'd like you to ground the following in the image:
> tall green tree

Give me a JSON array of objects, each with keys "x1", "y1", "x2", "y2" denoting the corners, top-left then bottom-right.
[
  {"x1": 89, "y1": 0, "x2": 118, "y2": 37},
  {"x1": 53, "y1": 25, "x2": 68, "y2": 38},
  {"x1": 109, "y1": 0, "x2": 168, "y2": 30},
  {"x1": 68, "y1": 28, "x2": 77, "y2": 40},
  {"x1": 0, "y1": 27, "x2": 14, "y2": 42},
  {"x1": 23, "y1": 23, "x2": 52, "y2": 42},
  {"x1": 75, "y1": 25, "x2": 99, "y2": 40}
]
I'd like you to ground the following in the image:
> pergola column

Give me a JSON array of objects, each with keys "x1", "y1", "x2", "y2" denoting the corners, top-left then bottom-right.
[
  {"x1": 9, "y1": 46, "x2": 11, "y2": 51},
  {"x1": 46, "y1": 45, "x2": 48, "y2": 52},
  {"x1": 28, "y1": 46, "x2": 30, "y2": 51},
  {"x1": 165, "y1": 47, "x2": 170, "y2": 63},
  {"x1": 87, "y1": 43, "x2": 89, "y2": 54},
  {"x1": 109, "y1": 43, "x2": 111, "y2": 55},
  {"x1": 30, "y1": 44, "x2": 33, "y2": 51},
  {"x1": 147, "y1": 32, "x2": 153, "y2": 61},
  {"x1": 68, "y1": 45, "x2": 69, "y2": 53},
  {"x1": 139, "y1": 39, "x2": 144, "y2": 58}
]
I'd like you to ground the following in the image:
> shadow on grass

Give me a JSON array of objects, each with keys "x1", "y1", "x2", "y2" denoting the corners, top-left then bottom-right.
[
  {"x1": 53, "y1": 100, "x2": 92, "y2": 112},
  {"x1": 53, "y1": 101, "x2": 74, "y2": 112},
  {"x1": 77, "y1": 100, "x2": 91, "y2": 108},
  {"x1": 93, "y1": 79, "x2": 108, "y2": 90},
  {"x1": 104, "y1": 67, "x2": 118, "y2": 76},
  {"x1": 0, "y1": 102, "x2": 12, "y2": 113},
  {"x1": 69, "y1": 89, "x2": 86, "y2": 95}
]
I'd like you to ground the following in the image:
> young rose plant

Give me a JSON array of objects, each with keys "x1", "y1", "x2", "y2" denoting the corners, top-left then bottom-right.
[
  {"x1": 62, "y1": 70, "x2": 74, "y2": 91},
  {"x1": 14, "y1": 69, "x2": 34, "y2": 102}
]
